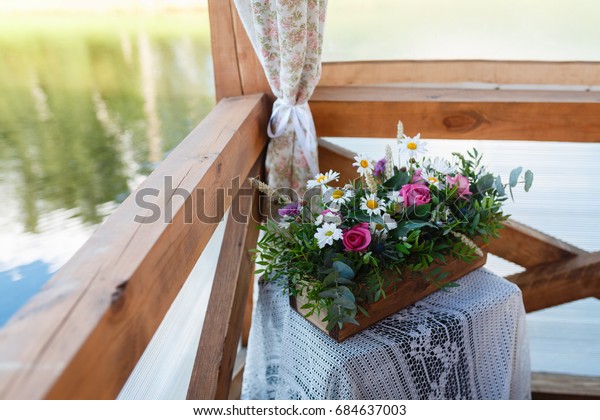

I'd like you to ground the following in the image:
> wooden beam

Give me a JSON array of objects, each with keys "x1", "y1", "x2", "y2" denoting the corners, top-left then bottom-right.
[
  {"x1": 311, "y1": 86, "x2": 600, "y2": 142},
  {"x1": 0, "y1": 94, "x2": 270, "y2": 399},
  {"x1": 532, "y1": 372, "x2": 600, "y2": 399},
  {"x1": 490, "y1": 220, "x2": 585, "y2": 269},
  {"x1": 227, "y1": 348, "x2": 247, "y2": 400},
  {"x1": 320, "y1": 60, "x2": 600, "y2": 87},
  {"x1": 187, "y1": 168, "x2": 264, "y2": 400},
  {"x1": 208, "y1": 0, "x2": 243, "y2": 100},
  {"x1": 241, "y1": 276, "x2": 254, "y2": 347},
  {"x1": 230, "y1": 1, "x2": 273, "y2": 99},
  {"x1": 509, "y1": 251, "x2": 600, "y2": 312}
]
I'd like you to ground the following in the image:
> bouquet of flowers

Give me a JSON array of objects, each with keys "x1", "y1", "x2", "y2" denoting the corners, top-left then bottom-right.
[{"x1": 253, "y1": 124, "x2": 533, "y2": 332}]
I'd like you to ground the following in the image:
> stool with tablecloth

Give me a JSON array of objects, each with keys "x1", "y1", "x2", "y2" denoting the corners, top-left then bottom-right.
[{"x1": 241, "y1": 268, "x2": 530, "y2": 400}]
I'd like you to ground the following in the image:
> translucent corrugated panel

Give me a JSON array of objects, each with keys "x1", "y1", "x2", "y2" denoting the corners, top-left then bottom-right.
[{"x1": 118, "y1": 219, "x2": 226, "y2": 400}]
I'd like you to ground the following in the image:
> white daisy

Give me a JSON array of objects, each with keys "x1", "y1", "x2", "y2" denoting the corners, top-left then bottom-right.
[
  {"x1": 314, "y1": 222, "x2": 343, "y2": 248},
  {"x1": 386, "y1": 190, "x2": 404, "y2": 204},
  {"x1": 428, "y1": 157, "x2": 453, "y2": 175},
  {"x1": 352, "y1": 154, "x2": 374, "y2": 176},
  {"x1": 398, "y1": 133, "x2": 428, "y2": 162},
  {"x1": 360, "y1": 193, "x2": 386, "y2": 216},
  {"x1": 323, "y1": 186, "x2": 353, "y2": 207},
  {"x1": 420, "y1": 168, "x2": 444, "y2": 188},
  {"x1": 314, "y1": 210, "x2": 342, "y2": 226},
  {"x1": 370, "y1": 213, "x2": 398, "y2": 234},
  {"x1": 306, "y1": 170, "x2": 340, "y2": 190}
]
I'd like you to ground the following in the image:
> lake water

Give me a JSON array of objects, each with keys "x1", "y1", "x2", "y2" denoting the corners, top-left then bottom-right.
[
  {"x1": 0, "y1": 12, "x2": 215, "y2": 325},
  {"x1": 1, "y1": 2, "x2": 599, "y2": 388}
]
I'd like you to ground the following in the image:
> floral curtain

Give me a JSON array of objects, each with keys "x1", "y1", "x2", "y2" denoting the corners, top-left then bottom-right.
[{"x1": 234, "y1": 0, "x2": 328, "y2": 194}]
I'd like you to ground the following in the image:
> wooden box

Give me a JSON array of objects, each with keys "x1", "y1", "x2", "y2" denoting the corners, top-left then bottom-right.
[{"x1": 290, "y1": 245, "x2": 488, "y2": 342}]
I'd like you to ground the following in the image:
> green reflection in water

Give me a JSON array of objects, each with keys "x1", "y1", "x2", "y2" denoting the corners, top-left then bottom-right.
[{"x1": 0, "y1": 13, "x2": 215, "y2": 232}]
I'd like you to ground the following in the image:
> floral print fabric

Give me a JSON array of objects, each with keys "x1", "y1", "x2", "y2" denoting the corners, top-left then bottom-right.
[{"x1": 234, "y1": 0, "x2": 328, "y2": 192}]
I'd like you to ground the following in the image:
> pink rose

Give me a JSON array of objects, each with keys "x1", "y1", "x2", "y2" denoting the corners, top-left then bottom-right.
[
  {"x1": 446, "y1": 174, "x2": 472, "y2": 199},
  {"x1": 342, "y1": 223, "x2": 371, "y2": 252},
  {"x1": 411, "y1": 169, "x2": 426, "y2": 185},
  {"x1": 400, "y1": 184, "x2": 431, "y2": 206}
]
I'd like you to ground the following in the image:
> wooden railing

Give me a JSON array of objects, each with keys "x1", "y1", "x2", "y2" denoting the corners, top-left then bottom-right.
[{"x1": 0, "y1": 93, "x2": 270, "y2": 399}]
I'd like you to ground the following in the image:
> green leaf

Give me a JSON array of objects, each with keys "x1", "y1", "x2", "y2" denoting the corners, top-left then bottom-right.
[
  {"x1": 509, "y1": 167, "x2": 522, "y2": 187},
  {"x1": 339, "y1": 316, "x2": 360, "y2": 325},
  {"x1": 332, "y1": 261, "x2": 355, "y2": 279},
  {"x1": 338, "y1": 285, "x2": 356, "y2": 303},
  {"x1": 322, "y1": 271, "x2": 339, "y2": 287},
  {"x1": 410, "y1": 203, "x2": 431, "y2": 218},
  {"x1": 391, "y1": 221, "x2": 435, "y2": 239},
  {"x1": 335, "y1": 277, "x2": 356, "y2": 286},
  {"x1": 349, "y1": 211, "x2": 384, "y2": 225},
  {"x1": 334, "y1": 297, "x2": 356, "y2": 310},
  {"x1": 470, "y1": 213, "x2": 480, "y2": 231},
  {"x1": 524, "y1": 170, "x2": 534, "y2": 192},
  {"x1": 476, "y1": 173, "x2": 495, "y2": 194},
  {"x1": 318, "y1": 289, "x2": 339, "y2": 299},
  {"x1": 383, "y1": 171, "x2": 410, "y2": 189},
  {"x1": 357, "y1": 305, "x2": 370, "y2": 318},
  {"x1": 494, "y1": 175, "x2": 506, "y2": 196}
]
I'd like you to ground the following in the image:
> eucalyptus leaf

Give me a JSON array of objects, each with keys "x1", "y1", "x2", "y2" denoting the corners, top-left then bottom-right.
[
  {"x1": 494, "y1": 175, "x2": 505, "y2": 196},
  {"x1": 333, "y1": 261, "x2": 355, "y2": 280},
  {"x1": 340, "y1": 316, "x2": 360, "y2": 325},
  {"x1": 334, "y1": 297, "x2": 356, "y2": 310},
  {"x1": 476, "y1": 173, "x2": 495, "y2": 194},
  {"x1": 335, "y1": 277, "x2": 356, "y2": 286},
  {"x1": 509, "y1": 167, "x2": 522, "y2": 187},
  {"x1": 524, "y1": 170, "x2": 534, "y2": 192},
  {"x1": 318, "y1": 289, "x2": 339, "y2": 299}
]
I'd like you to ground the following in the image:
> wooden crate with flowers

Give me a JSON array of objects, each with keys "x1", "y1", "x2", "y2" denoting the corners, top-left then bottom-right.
[{"x1": 252, "y1": 123, "x2": 533, "y2": 342}]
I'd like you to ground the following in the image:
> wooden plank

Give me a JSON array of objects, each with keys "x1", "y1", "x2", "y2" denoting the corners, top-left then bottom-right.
[
  {"x1": 208, "y1": 0, "x2": 243, "y2": 100},
  {"x1": 490, "y1": 220, "x2": 585, "y2": 269},
  {"x1": 187, "y1": 168, "x2": 264, "y2": 400},
  {"x1": 227, "y1": 348, "x2": 247, "y2": 400},
  {"x1": 320, "y1": 60, "x2": 600, "y2": 87},
  {"x1": 311, "y1": 86, "x2": 600, "y2": 142},
  {"x1": 230, "y1": 1, "x2": 273, "y2": 99},
  {"x1": 532, "y1": 372, "x2": 600, "y2": 398},
  {"x1": 0, "y1": 94, "x2": 270, "y2": 399},
  {"x1": 509, "y1": 251, "x2": 600, "y2": 313},
  {"x1": 241, "y1": 276, "x2": 254, "y2": 347}
]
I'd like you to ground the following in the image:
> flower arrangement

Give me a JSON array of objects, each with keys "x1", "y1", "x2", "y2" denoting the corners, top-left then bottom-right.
[{"x1": 253, "y1": 123, "x2": 533, "y2": 332}]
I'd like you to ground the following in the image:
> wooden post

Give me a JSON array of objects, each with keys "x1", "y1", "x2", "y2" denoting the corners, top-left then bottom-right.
[
  {"x1": 187, "y1": 159, "x2": 265, "y2": 400},
  {"x1": 208, "y1": 0, "x2": 243, "y2": 100}
]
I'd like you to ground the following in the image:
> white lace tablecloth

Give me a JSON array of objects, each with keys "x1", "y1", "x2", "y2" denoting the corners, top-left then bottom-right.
[{"x1": 242, "y1": 268, "x2": 531, "y2": 400}]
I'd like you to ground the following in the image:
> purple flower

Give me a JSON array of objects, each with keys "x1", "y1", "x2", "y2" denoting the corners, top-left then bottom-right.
[
  {"x1": 278, "y1": 202, "x2": 301, "y2": 218},
  {"x1": 373, "y1": 158, "x2": 386, "y2": 177}
]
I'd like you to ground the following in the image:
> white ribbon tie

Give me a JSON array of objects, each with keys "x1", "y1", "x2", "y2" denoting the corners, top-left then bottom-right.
[{"x1": 267, "y1": 99, "x2": 319, "y2": 176}]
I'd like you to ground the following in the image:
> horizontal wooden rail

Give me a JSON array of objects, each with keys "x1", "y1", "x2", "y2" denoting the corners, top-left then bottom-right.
[
  {"x1": 320, "y1": 60, "x2": 600, "y2": 87},
  {"x1": 508, "y1": 251, "x2": 600, "y2": 313},
  {"x1": 0, "y1": 94, "x2": 270, "y2": 399},
  {"x1": 532, "y1": 372, "x2": 600, "y2": 399},
  {"x1": 489, "y1": 220, "x2": 585, "y2": 269},
  {"x1": 311, "y1": 86, "x2": 600, "y2": 142}
]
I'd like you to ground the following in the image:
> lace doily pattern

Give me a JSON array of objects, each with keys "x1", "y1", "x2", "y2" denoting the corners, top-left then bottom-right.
[{"x1": 242, "y1": 269, "x2": 531, "y2": 400}]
